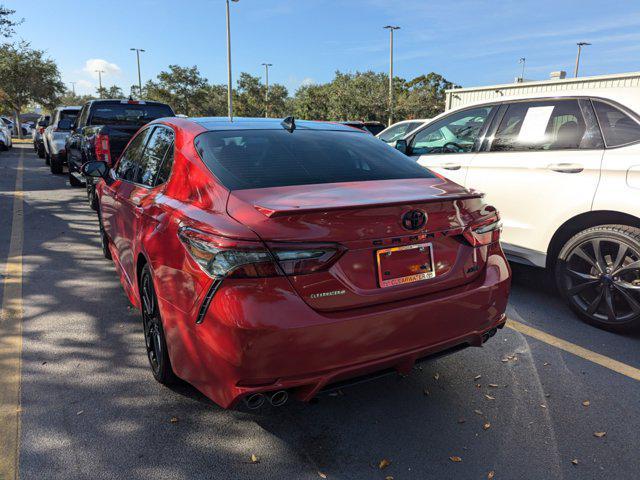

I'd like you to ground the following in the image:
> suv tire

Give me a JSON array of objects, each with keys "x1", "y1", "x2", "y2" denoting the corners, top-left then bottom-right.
[
  {"x1": 50, "y1": 154, "x2": 63, "y2": 174},
  {"x1": 556, "y1": 224, "x2": 640, "y2": 332}
]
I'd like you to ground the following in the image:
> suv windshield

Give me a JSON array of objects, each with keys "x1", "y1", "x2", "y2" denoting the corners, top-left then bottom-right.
[
  {"x1": 195, "y1": 129, "x2": 435, "y2": 190},
  {"x1": 90, "y1": 103, "x2": 174, "y2": 126}
]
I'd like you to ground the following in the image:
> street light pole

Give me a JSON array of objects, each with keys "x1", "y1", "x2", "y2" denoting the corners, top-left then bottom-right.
[
  {"x1": 262, "y1": 63, "x2": 272, "y2": 118},
  {"x1": 574, "y1": 42, "x2": 591, "y2": 78},
  {"x1": 130, "y1": 48, "x2": 146, "y2": 97},
  {"x1": 226, "y1": 0, "x2": 239, "y2": 121},
  {"x1": 70, "y1": 82, "x2": 76, "y2": 96},
  {"x1": 95, "y1": 70, "x2": 105, "y2": 97},
  {"x1": 383, "y1": 25, "x2": 400, "y2": 127},
  {"x1": 518, "y1": 57, "x2": 526, "y2": 81}
]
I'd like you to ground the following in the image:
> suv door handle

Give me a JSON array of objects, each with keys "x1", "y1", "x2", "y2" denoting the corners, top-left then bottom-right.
[
  {"x1": 548, "y1": 163, "x2": 584, "y2": 173},
  {"x1": 442, "y1": 163, "x2": 461, "y2": 170}
]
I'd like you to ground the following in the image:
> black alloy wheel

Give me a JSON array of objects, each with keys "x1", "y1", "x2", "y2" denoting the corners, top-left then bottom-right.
[
  {"x1": 556, "y1": 225, "x2": 640, "y2": 332},
  {"x1": 97, "y1": 208, "x2": 112, "y2": 260},
  {"x1": 140, "y1": 265, "x2": 176, "y2": 384}
]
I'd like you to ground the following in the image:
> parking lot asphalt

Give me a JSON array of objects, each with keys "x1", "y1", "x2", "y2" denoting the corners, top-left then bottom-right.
[{"x1": 1, "y1": 144, "x2": 639, "y2": 480}]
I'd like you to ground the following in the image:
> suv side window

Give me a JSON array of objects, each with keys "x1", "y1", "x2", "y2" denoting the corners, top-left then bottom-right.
[
  {"x1": 491, "y1": 99, "x2": 602, "y2": 151},
  {"x1": 592, "y1": 100, "x2": 640, "y2": 147},
  {"x1": 136, "y1": 126, "x2": 175, "y2": 186},
  {"x1": 77, "y1": 105, "x2": 90, "y2": 128},
  {"x1": 410, "y1": 106, "x2": 494, "y2": 155},
  {"x1": 116, "y1": 128, "x2": 153, "y2": 182}
]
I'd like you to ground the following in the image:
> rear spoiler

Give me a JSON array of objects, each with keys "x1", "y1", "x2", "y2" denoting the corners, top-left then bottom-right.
[{"x1": 254, "y1": 191, "x2": 485, "y2": 218}]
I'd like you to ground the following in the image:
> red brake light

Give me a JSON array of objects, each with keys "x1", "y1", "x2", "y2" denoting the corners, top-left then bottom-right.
[
  {"x1": 94, "y1": 134, "x2": 111, "y2": 164},
  {"x1": 463, "y1": 215, "x2": 502, "y2": 246},
  {"x1": 38, "y1": 127, "x2": 45, "y2": 134},
  {"x1": 178, "y1": 228, "x2": 345, "y2": 279}
]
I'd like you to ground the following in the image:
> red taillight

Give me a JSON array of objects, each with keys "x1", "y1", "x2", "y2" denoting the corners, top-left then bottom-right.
[
  {"x1": 178, "y1": 227, "x2": 344, "y2": 279},
  {"x1": 463, "y1": 215, "x2": 502, "y2": 246},
  {"x1": 38, "y1": 127, "x2": 45, "y2": 134},
  {"x1": 94, "y1": 134, "x2": 111, "y2": 164}
]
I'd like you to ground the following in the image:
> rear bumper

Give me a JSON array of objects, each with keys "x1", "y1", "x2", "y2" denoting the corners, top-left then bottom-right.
[{"x1": 161, "y1": 242, "x2": 511, "y2": 409}]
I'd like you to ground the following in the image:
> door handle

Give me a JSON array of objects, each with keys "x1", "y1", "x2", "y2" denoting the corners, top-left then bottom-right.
[
  {"x1": 442, "y1": 163, "x2": 461, "y2": 170},
  {"x1": 548, "y1": 163, "x2": 584, "y2": 173}
]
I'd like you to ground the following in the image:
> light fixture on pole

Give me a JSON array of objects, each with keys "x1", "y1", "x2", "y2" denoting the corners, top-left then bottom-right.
[
  {"x1": 383, "y1": 25, "x2": 400, "y2": 127},
  {"x1": 95, "y1": 70, "x2": 105, "y2": 97},
  {"x1": 130, "y1": 48, "x2": 146, "y2": 97},
  {"x1": 518, "y1": 57, "x2": 526, "y2": 82},
  {"x1": 262, "y1": 63, "x2": 272, "y2": 118},
  {"x1": 226, "y1": 0, "x2": 239, "y2": 121},
  {"x1": 574, "y1": 42, "x2": 591, "y2": 78}
]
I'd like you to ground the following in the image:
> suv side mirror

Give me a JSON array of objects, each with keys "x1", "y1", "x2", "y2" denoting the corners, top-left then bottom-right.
[
  {"x1": 81, "y1": 160, "x2": 108, "y2": 179},
  {"x1": 395, "y1": 139, "x2": 409, "y2": 155}
]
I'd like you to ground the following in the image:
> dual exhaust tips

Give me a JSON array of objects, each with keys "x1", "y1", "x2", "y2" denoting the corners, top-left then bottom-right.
[{"x1": 244, "y1": 390, "x2": 288, "y2": 409}]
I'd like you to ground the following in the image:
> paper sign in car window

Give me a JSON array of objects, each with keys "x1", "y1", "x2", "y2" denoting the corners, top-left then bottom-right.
[{"x1": 517, "y1": 106, "x2": 554, "y2": 144}]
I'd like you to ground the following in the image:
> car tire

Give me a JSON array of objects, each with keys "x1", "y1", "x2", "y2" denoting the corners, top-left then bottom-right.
[
  {"x1": 45, "y1": 151, "x2": 51, "y2": 165},
  {"x1": 97, "y1": 207, "x2": 112, "y2": 260},
  {"x1": 50, "y1": 154, "x2": 63, "y2": 174},
  {"x1": 87, "y1": 185, "x2": 98, "y2": 211},
  {"x1": 37, "y1": 144, "x2": 45, "y2": 159},
  {"x1": 68, "y1": 169, "x2": 83, "y2": 187},
  {"x1": 140, "y1": 264, "x2": 176, "y2": 385},
  {"x1": 555, "y1": 224, "x2": 640, "y2": 332}
]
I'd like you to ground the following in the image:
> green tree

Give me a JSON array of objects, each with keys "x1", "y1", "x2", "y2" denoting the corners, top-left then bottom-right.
[
  {"x1": 144, "y1": 65, "x2": 208, "y2": 116},
  {"x1": 397, "y1": 73, "x2": 458, "y2": 120},
  {"x1": 292, "y1": 83, "x2": 331, "y2": 120},
  {"x1": 0, "y1": 42, "x2": 65, "y2": 137},
  {"x1": 0, "y1": 4, "x2": 22, "y2": 38},
  {"x1": 97, "y1": 85, "x2": 124, "y2": 99},
  {"x1": 56, "y1": 89, "x2": 94, "y2": 107},
  {"x1": 199, "y1": 84, "x2": 227, "y2": 117},
  {"x1": 234, "y1": 72, "x2": 289, "y2": 118}
]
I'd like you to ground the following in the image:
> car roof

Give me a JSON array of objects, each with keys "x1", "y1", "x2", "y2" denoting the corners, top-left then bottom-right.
[
  {"x1": 190, "y1": 117, "x2": 360, "y2": 132},
  {"x1": 56, "y1": 106, "x2": 82, "y2": 111}
]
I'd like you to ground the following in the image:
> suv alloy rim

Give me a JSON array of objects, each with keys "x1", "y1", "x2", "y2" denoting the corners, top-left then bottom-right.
[{"x1": 563, "y1": 238, "x2": 640, "y2": 324}]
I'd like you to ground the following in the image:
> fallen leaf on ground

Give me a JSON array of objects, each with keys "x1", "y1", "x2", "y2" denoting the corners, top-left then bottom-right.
[
  {"x1": 501, "y1": 358, "x2": 508, "y2": 363},
  {"x1": 582, "y1": 400, "x2": 590, "y2": 407},
  {"x1": 487, "y1": 471, "x2": 495, "y2": 479},
  {"x1": 483, "y1": 422, "x2": 491, "y2": 430},
  {"x1": 543, "y1": 362, "x2": 550, "y2": 366},
  {"x1": 385, "y1": 477, "x2": 394, "y2": 480},
  {"x1": 488, "y1": 384, "x2": 499, "y2": 388},
  {"x1": 476, "y1": 384, "x2": 482, "y2": 388},
  {"x1": 593, "y1": 431, "x2": 606, "y2": 438},
  {"x1": 571, "y1": 459, "x2": 579, "y2": 465},
  {"x1": 474, "y1": 409, "x2": 484, "y2": 416},
  {"x1": 318, "y1": 472, "x2": 327, "y2": 478},
  {"x1": 484, "y1": 394, "x2": 495, "y2": 401},
  {"x1": 423, "y1": 388, "x2": 430, "y2": 396},
  {"x1": 540, "y1": 404, "x2": 547, "y2": 409},
  {"x1": 250, "y1": 454, "x2": 260, "y2": 463},
  {"x1": 379, "y1": 459, "x2": 391, "y2": 470},
  {"x1": 474, "y1": 375, "x2": 482, "y2": 380},
  {"x1": 449, "y1": 456, "x2": 462, "y2": 463},
  {"x1": 76, "y1": 411, "x2": 84, "y2": 415},
  {"x1": 458, "y1": 418, "x2": 466, "y2": 424},
  {"x1": 170, "y1": 416, "x2": 179, "y2": 423},
  {"x1": 433, "y1": 373, "x2": 440, "y2": 380}
]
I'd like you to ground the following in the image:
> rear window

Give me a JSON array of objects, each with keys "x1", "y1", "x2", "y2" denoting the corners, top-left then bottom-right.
[
  {"x1": 364, "y1": 124, "x2": 386, "y2": 136},
  {"x1": 89, "y1": 103, "x2": 174, "y2": 127},
  {"x1": 195, "y1": 129, "x2": 435, "y2": 190}
]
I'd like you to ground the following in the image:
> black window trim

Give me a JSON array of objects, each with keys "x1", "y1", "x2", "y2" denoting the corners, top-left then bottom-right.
[{"x1": 115, "y1": 125, "x2": 155, "y2": 188}]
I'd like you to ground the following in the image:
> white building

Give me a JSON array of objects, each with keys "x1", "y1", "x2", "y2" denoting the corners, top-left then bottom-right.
[{"x1": 445, "y1": 71, "x2": 640, "y2": 112}]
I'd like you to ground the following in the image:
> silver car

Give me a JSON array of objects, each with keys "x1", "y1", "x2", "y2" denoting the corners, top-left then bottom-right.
[
  {"x1": 0, "y1": 122, "x2": 12, "y2": 150},
  {"x1": 43, "y1": 106, "x2": 81, "y2": 172}
]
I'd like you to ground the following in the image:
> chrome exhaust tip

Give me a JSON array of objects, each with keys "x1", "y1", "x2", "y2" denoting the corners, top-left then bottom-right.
[
  {"x1": 269, "y1": 390, "x2": 289, "y2": 407},
  {"x1": 244, "y1": 393, "x2": 265, "y2": 410}
]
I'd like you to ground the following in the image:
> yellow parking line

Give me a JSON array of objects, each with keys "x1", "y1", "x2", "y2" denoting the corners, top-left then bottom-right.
[
  {"x1": 0, "y1": 151, "x2": 24, "y2": 480},
  {"x1": 507, "y1": 319, "x2": 640, "y2": 382}
]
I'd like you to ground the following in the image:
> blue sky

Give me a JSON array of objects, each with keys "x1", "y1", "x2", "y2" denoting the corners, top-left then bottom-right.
[{"x1": 6, "y1": 0, "x2": 640, "y2": 95}]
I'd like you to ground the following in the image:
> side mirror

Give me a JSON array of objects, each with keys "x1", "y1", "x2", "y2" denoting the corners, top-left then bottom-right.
[
  {"x1": 81, "y1": 161, "x2": 108, "y2": 179},
  {"x1": 395, "y1": 139, "x2": 408, "y2": 155}
]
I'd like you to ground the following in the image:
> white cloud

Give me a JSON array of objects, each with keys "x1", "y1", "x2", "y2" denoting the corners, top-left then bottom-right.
[{"x1": 82, "y1": 58, "x2": 122, "y2": 79}]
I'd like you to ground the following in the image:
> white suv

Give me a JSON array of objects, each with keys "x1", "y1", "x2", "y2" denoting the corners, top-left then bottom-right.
[{"x1": 398, "y1": 90, "x2": 640, "y2": 331}]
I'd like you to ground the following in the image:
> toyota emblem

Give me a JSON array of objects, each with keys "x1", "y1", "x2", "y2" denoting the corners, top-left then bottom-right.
[{"x1": 401, "y1": 210, "x2": 427, "y2": 231}]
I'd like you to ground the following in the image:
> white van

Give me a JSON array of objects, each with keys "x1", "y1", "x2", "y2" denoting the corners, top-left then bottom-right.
[{"x1": 397, "y1": 88, "x2": 640, "y2": 331}]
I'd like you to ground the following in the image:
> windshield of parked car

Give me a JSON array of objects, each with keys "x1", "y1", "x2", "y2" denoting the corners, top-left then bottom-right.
[
  {"x1": 195, "y1": 129, "x2": 435, "y2": 190},
  {"x1": 58, "y1": 110, "x2": 79, "y2": 130},
  {"x1": 90, "y1": 103, "x2": 174, "y2": 127},
  {"x1": 378, "y1": 121, "x2": 423, "y2": 142}
]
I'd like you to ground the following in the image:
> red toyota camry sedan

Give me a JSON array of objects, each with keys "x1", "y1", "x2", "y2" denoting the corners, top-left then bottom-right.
[{"x1": 82, "y1": 116, "x2": 511, "y2": 409}]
